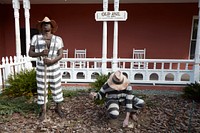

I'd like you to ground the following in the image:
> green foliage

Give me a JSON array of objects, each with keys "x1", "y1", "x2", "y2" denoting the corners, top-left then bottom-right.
[
  {"x1": 0, "y1": 89, "x2": 85, "y2": 119},
  {"x1": 183, "y1": 82, "x2": 200, "y2": 102},
  {"x1": 63, "y1": 90, "x2": 79, "y2": 97},
  {"x1": 90, "y1": 73, "x2": 110, "y2": 92},
  {"x1": 94, "y1": 98, "x2": 106, "y2": 105},
  {"x1": 2, "y1": 69, "x2": 37, "y2": 98},
  {"x1": 90, "y1": 73, "x2": 110, "y2": 105},
  {"x1": 0, "y1": 96, "x2": 38, "y2": 115}
]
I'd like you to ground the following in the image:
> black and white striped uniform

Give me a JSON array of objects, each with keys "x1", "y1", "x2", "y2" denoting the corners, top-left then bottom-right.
[
  {"x1": 95, "y1": 83, "x2": 144, "y2": 119},
  {"x1": 31, "y1": 34, "x2": 64, "y2": 105}
]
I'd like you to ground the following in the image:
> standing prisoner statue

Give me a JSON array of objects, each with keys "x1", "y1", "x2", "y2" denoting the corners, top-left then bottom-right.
[{"x1": 29, "y1": 16, "x2": 65, "y2": 121}]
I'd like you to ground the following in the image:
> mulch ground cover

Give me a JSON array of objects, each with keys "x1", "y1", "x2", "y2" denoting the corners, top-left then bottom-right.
[{"x1": 0, "y1": 92, "x2": 199, "y2": 133}]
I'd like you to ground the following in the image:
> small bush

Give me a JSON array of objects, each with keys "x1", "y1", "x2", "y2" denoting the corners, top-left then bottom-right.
[
  {"x1": 2, "y1": 69, "x2": 37, "y2": 98},
  {"x1": 90, "y1": 73, "x2": 110, "y2": 92},
  {"x1": 183, "y1": 82, "x2": 200, "y2": 102},
  {"x1": 90, "y1": 73, "x2": 111, "y2": 105}
]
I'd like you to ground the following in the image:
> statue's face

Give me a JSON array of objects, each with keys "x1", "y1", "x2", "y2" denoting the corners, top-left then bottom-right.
[{"x1": 41, "y1": 22, "x2": 52, "y2": 33}]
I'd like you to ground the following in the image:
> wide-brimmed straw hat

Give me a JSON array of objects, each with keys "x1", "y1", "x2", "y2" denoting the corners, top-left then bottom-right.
[
  {"x1": 107, "y1": 70, "x2": 129, "y2": 90},
  {"x1": 36, "y1": 16, "x2": 58, "y2": 33}
]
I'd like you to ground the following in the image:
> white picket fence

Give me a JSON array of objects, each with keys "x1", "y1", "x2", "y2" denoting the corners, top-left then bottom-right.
[
  {"x1": 0, "y1": 56, "x2": 198, "y2": 91},
  {"x1": 0, "y1": 56, "x2": 33, "y2": 89}
]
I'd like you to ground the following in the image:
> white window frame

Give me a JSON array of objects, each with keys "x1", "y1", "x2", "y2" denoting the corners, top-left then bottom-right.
[{"x1": 189, "y1": 16, "x2": 198, "y2": 59}]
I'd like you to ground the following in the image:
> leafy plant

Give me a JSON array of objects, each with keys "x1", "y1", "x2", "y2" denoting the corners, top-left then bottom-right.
[
  {"x1": 63, "y1": 90, "x2": 79, "y2": 97},
  {"x1": 90, "y1": 73, "x2": 111, "y2": 105},
  {"x1": 0, "y1": 96, "x2": 38, "y2": 116},
  {"x1": 183, "y1": 82, "x2": 200, "y2": 102},
  {"x1": 2, "y1": 69, "x2": 37, "y2": 98},
  {"x1": 90, "y1": 73, "x2": 110, "y2": 92}
]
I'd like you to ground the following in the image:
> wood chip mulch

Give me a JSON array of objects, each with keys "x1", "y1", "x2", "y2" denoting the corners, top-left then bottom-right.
[{"x1": 0, "y1": 92, "x2": 199, "y2": 133}]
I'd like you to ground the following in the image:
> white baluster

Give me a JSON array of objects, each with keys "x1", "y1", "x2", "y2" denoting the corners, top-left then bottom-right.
[
  {"x1": 14, "y1": 56, "x2": 18, "y2": 73},
  {"x1": 21, "y1": 55, "x2": 25, "y2": 70},
  {"x1": 2, "y1": 57, "x2": 5, "y2": 65},
  {"x1": 5, "y1": 57, "x2": 11, "y2": 80},
  {"x1": 185, "y1": 63, "x2": 189, "y2": 70},
  {"x1": 0, "y1": 64, "x2": 2, "y2": 88},
  {"x1": 25, "y1": 55, "x2": 33, "y2": 69},
  {"x1": 153, "y1": 62, "x2": 156, "y2": 69},
  {"x1": 10, "y1": 56, "x2": 14, "y2": 74},
  {"x1": 1, "y1": 57, "x2": 6, "y2": 87},
  {"x1": 18, "y1": 55, "x2": 21, "y2": 72}
]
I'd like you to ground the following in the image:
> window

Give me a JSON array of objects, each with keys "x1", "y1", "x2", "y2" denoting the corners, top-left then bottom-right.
[
  {"x1": 190, "y1": 16, "x2": 198, "y2": 59},
  {"x1": 20, "y1": 28, "x2": 39, "y2": 56}
]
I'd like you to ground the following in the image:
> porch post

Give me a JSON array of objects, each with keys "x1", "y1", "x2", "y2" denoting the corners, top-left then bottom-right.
[
  {"x1": 112, "y1": 0, "x2": 119, "y2": 71},
  {"x1": 101, "y1": 0, "x2": 108, "y2": 74},
  {"x1": 193, "y1": 0, "x2": 200, "y2": 83},
  {"x1": 23, "y1": 0, "x2": 30, "y2": 56},
  {"x1": 12, "y1": 0, "x2": 21, "y2": 57}
]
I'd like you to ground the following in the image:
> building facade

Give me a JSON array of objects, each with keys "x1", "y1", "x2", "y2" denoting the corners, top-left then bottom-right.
[
  {"x1": 0, "y1": 0, "x2": 198, "y2": 60},
  {"x1": 0, "y1": 0, "x2": 199, "y2": 86}
]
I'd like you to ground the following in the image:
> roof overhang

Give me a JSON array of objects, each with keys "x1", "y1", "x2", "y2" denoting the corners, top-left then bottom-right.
[{"x1": 0, "y1": 0, "x2": 198, "y2": 4}]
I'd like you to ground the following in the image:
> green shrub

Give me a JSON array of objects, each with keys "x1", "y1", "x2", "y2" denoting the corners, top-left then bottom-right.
[
  {"x1": 90, "y1": 73, "x2": 110, "y2": 105},
  {"x1": 90, "y1": 73, "x2": 110, "y2": 92},
  {"x1": 0, "y1": 96, "x2": 38, "y2": 116},
  {"x1": 63, "y1": 90, "x2": 79, "y2": 97},
  {"x1": 2, "y1": 69, "x2": 37, "y2": 98},
  {"x1": 183, "y1": 82, "x2": 200, "y2": 102}
]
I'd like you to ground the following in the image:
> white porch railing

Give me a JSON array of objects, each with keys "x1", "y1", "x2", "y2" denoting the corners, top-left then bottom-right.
[
  {"x1": 0, "y1": 56, "x2": 199, "y2": 90},
  {"x1": 60, "y1": 58, "x2": 196, "y2": 85}
]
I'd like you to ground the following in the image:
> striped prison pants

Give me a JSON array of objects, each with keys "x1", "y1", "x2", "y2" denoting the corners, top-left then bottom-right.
[
  {"x1": 36, "y1": 62, "x2": 64, "y2": 105},
  {"x1": 106, "y1": 97, "x2": 145, "y2": 119}
]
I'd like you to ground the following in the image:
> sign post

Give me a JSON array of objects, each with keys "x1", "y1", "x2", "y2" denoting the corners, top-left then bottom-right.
[
  {"x1": 95, "y1": 0, "x2": 127, "y2": 72},
  {"x1": 101, "y1": 0, "x2": 108, "y2": 75}
]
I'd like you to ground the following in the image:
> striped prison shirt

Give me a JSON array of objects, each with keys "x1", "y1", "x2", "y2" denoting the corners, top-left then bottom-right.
[
  {"x1": 95, "y1": 83, "x2": 134, "y2": 112},
  {"x1": 30, "y1": 34, "x2": 64, "y2": 104}
]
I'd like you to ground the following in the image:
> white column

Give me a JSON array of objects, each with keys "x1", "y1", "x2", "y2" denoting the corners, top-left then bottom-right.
[
  {"x1": 112, "y1": 0, "x2": 119, "y2": 71},
  {"x1": 23, "y1": 0, "x2": 30, "y2": 56},
  {"x1": 193, "y1": 0, "x2": 200, "y2": 83},
  {"x1": 101, "y1": 0, "x2": 108, "y2": 74},
  {"x1": 12, "y1": 0, "x2": 21, "y2": 57}
]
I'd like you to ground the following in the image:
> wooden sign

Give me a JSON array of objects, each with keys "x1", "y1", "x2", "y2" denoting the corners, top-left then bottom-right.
[{"x1": 95, "y1": 11, "x2": 127, "y2": 21}]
